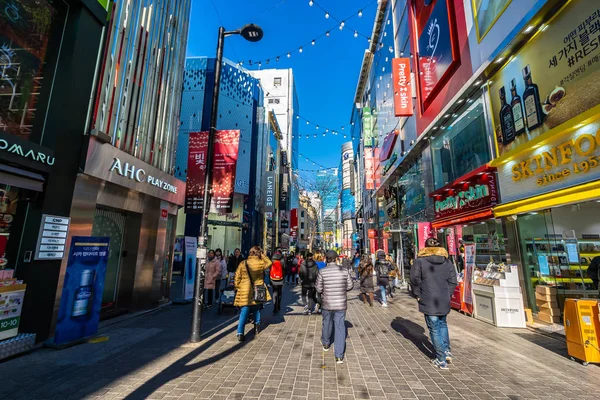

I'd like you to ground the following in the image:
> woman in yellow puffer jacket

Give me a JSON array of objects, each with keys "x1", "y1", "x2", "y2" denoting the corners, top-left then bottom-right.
[{"x1": 234, "y1": 246, "x2": 272, "y2": 341}]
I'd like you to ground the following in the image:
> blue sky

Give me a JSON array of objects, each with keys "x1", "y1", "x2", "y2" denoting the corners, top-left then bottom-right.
[{"x1": 186, "y1": 0, "x2": 378, "y2": 173}]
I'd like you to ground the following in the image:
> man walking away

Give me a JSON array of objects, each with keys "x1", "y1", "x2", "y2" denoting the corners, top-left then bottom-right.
[
  {"x1": 270, "y1": 250, "x2": 285, "y2": 314},
  {"x1": 375, "y1": 250, "x2": 394, "y2": 307},
  {"x1": 316, "y1": 250, "x2": 354, "y2": 364},
  {"x1": 299, "y1": 252, "x2": 319, "y2": 314},
  {"x1": 410, "y1": 238, "x2": 458, "y2": 370}
]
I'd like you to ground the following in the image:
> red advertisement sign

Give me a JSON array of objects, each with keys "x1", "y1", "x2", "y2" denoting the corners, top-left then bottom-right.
[
  {"x1": 379, "y1": 130, "x2": 399, "y2": 162},
  {"x1": 290, "y1": 209, "x2": 298, "y2": 238},
  {"x1": 368, "y1": 229, "x2": 378, "y2": 239},
  {"x1": 392, "y1": 58, "x2": 413, "y2": 117},
  {"x1": 364, "y1": 150, "x2": 375, "y2": 190},
  {"x1": 185, "y1": 131, "x2": 209, "y2": 214},
  {"x1": 447, "y1": 227, "x2": 456, "y2": 256},
  {"x1": 161, "y1": 209, "x2": 168, "y2": 220},
  {"x1": 417, "y1": 222, "x2": 433, "y2": 250},
  {"x1": 212, "y1": 130, "x2": 240, "y2": 212}
]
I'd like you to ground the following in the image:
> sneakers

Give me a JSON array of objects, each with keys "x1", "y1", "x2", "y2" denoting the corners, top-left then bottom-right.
[
  {"x1": 322, "y1": 344, "x2": 330, "y2": 352},
  {"x1": 381, "y1": 303, "x2": 388, "y2": 308},
  {"x1": 432, "y1": 359, "x2": 449, "y2": 370},
  {"x1": 335, "y1": 357, "x2": 344, "y2": 364},
  {"x1": 445, "y1": 351, "x2": 454, "y2": 363},
  {"x1": 303, "y1": 306, "x2": 310, "y2": 315}
]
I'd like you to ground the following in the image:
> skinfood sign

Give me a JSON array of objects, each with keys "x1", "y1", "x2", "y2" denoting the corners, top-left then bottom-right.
[{"x1": 498, "y1": 123, "x2": 600, "y2": 204}]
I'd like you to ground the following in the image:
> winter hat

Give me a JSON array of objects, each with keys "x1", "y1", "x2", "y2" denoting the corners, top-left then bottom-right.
[{"x1": 376, "y1": 249, "x2": 386, "y2": 259}]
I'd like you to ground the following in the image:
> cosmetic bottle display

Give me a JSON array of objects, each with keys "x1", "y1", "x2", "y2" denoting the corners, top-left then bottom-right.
[
  {"x1": 522, "y1": 64, "x2": 543, "y2": 130},
  {"x1": 510, "y1": 79, "x2": 525, "y2": 135},
  {"x1": 499, "y1": 86, "x2": 516, "y2": 145},
  {"x1": 72, "y1": 270, "x2": 94, "y2": 317}
]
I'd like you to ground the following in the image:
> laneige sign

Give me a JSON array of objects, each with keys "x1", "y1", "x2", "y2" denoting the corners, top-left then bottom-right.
[
  {"x1": 85, "y1": 137, "x2": 185, "y2": 205},
  {"x1": 109, "y1": 158, "x2": 178, "y2": 194}
]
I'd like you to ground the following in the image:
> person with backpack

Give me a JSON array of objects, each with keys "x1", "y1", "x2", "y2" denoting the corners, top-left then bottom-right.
[
  {"x1": 375, "y1": 249, "x2": 394, "y2": 307},
  {"x1": 316, "y1": 250, "x2": 354, "y2": 364},
  {"x1": 270, "y1": 250, "x2": 285, "y2": 314},
  {"x1": 299, "y1": 252, "x2": 319, "y2": 314},
  {"x1": 410, "y1": 238, "x2": 458, "y2": 369},
  {"x1": 234, "y1": 246, "x2": 272, "y2": 341}
]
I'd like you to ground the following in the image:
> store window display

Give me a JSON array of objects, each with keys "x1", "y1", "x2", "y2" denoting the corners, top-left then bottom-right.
[
  {"x1": 431, "y1": 100, "x2": 490, "y2": 189},
  {"x1": 0, "y1": 184, "x2": 20, "y2": 278},
  {"x1": 515, "y1": 201, "x2": 600, "y2": 316}
]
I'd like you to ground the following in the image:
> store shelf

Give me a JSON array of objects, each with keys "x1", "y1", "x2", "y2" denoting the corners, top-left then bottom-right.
[
  {"x1": 526, "y1": 251, "x2": 567, "y2": 256},
  {"x1": 531, "y1": 277, "x2": 593, "y2": 283}
]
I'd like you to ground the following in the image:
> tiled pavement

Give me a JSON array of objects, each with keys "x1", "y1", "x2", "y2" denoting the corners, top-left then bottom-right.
[{"x1": 2, "y1": 284, "x2": 599, "y2": 400}]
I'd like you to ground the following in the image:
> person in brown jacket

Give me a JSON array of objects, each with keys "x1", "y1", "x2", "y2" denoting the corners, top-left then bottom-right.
[
  {"x1": 359, "y1": 257, "x2": 375, "y2": 306},
  {"x1": 234, "y1": 246, "x2": 272, "y2": 341},
  {"x1": 204, "y1": 250, "x2": 221, "y2": 309}
]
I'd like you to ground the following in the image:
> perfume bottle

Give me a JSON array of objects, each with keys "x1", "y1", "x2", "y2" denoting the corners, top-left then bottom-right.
[
  {"x1": 499, "y1": 86, "x2": 516, "y2": 145},
  {"x1": 72, "y1": 270, "x2": 94, "y2": 317},
  {"x1": 522, "y1": 64, "x2": 543, "y2": 130},
  {"x1": 510, "y1": 79, "x2": 525, "y2": 135}
]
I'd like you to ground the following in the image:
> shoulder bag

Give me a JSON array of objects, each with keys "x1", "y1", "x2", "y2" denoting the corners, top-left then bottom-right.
[{"x1": 245, "y1": 261, "x2": 267, "y2": 303}]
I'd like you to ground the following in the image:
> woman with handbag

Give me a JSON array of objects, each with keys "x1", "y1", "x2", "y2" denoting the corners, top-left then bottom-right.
[{"x1": 234, "y1": 246, "x2": 273, "y2": 341}]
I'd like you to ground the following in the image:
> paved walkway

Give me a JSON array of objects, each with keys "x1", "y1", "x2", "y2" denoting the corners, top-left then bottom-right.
[{"x1": 2, "y1": 284, "x2": 599, "y2": 400}]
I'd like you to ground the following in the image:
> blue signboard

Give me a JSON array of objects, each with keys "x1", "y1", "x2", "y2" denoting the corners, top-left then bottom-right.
[{"x1": 54, "y1": 237, "x2": 110, "y2": 346}]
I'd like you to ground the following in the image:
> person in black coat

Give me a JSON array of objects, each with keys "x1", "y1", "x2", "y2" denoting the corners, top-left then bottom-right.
[
  {"x1": 587, "y1": 256, "x2": 600, "y2": 291},
  {"x1": 375, "y1": 250, "x2": 394, "y2": 307},
  {"x1": 227, "y1": 248, "x2": 244, "y2": 278},
  {"x1": 410, "y1": 238, "x2": 458, "y2": 370},
  {"x1": 299, "y1": 252, "x2": 319, "y2": 314}
]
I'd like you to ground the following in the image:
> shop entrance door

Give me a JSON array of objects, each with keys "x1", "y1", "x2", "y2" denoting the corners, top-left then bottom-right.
[
  {"x1": 92, "y1": 208, "x2": 126, "y2": 309},
  {"x1": 160, "y1": 215, "x2": 175, "y2": 302}
]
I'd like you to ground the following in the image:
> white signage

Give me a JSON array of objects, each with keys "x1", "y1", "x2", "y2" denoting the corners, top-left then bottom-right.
[
  {"x1": 35, "y1": 215, "x2": 71, "y2": 260},
  {"x1": 109, "y1": 158, "x2": 178, "y2": 194}
]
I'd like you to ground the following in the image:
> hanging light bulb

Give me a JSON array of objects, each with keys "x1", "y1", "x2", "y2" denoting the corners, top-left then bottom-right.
[
  {"x1": 326, "y1": 30, "x2": 330, "y2": 37},
  {"x1": 276, "y1": 56, "x2": 280, "y2": 62},
  {"x1": 316, "y1": 125, "x2": 319, "y2": 130},
  {"x1": 287, "y1": 52, "x2": 291, "y2": 58},
  {"x1": 325, "y1": 12, "x2": 329, "y2": 19},
  {"x1": 311, "y1": 39, "x2": 316, "y2": 46},
  {"x1": 322, "y1": 133, "x2": 326, "y2": 137},
  {"x1": 358, "y1": 9, "x2": 363, "y2": 17},
  {"x1": 306, "y1": 121, "x2": 309, "y2": 125},
  {"x1": 258, "y1": 61, "x2": 262, "y2": 67},
  {"x1": 339, "y1": 21, "x2": 345, "y2": 30},
  {"x1": 309, "y1": 0, "x2": 313, "y2": 5},
  {"x1": 296, "y1": 115, "x2": 300, "y2": 119},
  {"x1": 354, "y1": 31, "x2": 358, "y2": 38},
  {"x1": 299, "y1": 46, "x2": 303, "y2": 53}
]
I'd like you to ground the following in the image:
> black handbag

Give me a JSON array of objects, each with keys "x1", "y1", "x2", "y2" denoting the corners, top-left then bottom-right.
[{"x1": 245, "y1": 261, "x2": 267, "y2": 303}]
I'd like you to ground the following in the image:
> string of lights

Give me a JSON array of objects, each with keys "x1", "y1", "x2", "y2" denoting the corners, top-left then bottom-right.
[
  {"x1": 297, "y1": 152, "x2": 337, "y2": 170},
  {"x1": 238, "y1": 0, "x2": 377, "y2": 68},
  {"x1": 292, "y1": 114, "x2": 356, "y2": 140}
]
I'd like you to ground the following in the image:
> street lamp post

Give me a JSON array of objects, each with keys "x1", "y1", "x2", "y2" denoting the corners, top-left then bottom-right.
[{"x1": 190, "y1": 24, "x2": 263, "y2": 343}]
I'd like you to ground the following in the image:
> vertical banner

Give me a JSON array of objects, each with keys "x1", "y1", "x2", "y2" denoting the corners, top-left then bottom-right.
[
  {"x1": 54, "y1": 237, "x2": 110, "y2": 346},
  {"x1": 184, "y1": 237, "x2": 197, "y2": 300},
  {"x1": 185, "y1": 131, "x2": 209, "y2": 214},
  {"x1": 290, "y1": 209, "x2": 298, "y2": 238},
  {"x1": 392, "y1": 58, "x2": 413, "y2": 116},
  {"x1": 264, "y1": 171, "x2": 276, "y2": 213},
  {"x1": 212, "y1": 130, "x2": 241, "y2": 213},
  {"x1": 364, "y1": 150, "x2": 375, "y2": 190},
  {"x1": 417, "y1": 222, "x2": 432, "y2": 250},
  {"x1": 447, "y1": 228, "x2": 456, "y2": 256},
  {"x1": 463, "y1": 244, "x2": 476, "y2": 305}
]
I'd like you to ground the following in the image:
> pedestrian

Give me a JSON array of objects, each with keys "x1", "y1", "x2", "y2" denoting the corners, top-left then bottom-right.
[
  {"x1": 214, "y1": 248, "x2": 227, "y2": 300},
  {"x1": 315, "y1": 253, "x2": 326, "y2": 270},
  {"x1": 286, "y1": 252, "x2": 295, "y2": 285},
  {"x1": 299, "y1": 252, "x2": 319, "y2": 314},
  {"x1": 359, "y1": 257, "x2": 375, "y2": 306},
  {"x1": 375, "y1": 250, "x2": 394, "y2": 307},
  {"x1": 410, "y1": 237, "x2": 458, "y2": 370},
  {"x1": 227, "y1": 248, "x2": 244, "y2": 280},
  {"x1": 386, "y1": 254, "x2": 398, "y2": 294},
  {"x1": 316, "y1": 250, "x2": 354, "y2": 364},
  {"x1": 204, "y1": 250, "x2": 221, "y2": 309},
  {"x1": 234, "y1": 246, "x2": 272, "y2": 341},
  {"x1": 353, "y1": 251, "x2": 361, "y2": 280},
  {"x1": 270, "y1": 250, "x2": 285, "y2": 314}
]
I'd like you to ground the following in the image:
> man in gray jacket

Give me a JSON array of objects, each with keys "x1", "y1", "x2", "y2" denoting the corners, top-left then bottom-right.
[{"x1": 316, "y1": 250, "x2": 354, "y2": 364}]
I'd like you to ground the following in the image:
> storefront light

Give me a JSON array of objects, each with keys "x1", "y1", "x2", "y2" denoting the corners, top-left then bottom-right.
[
  {"x1": 524, "y1": 25, "x2": 535, "y2": 33},
  {"x1": 495, "y1": 57, "x2": 504, "y2": 64}
]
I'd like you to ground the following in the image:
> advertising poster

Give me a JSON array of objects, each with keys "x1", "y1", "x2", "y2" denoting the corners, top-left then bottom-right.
[
  {"x1": 0, "y1": 283, "x2": 26, "y2": 341},
  {"x1": 279, "y1": 210, "x2": 289, "y2": 231},
  {"x1": 212, "y1": 130, "x2": 240, "y2": 212},
  {"x1": 364, "y1": 150, "x2": 375, "y2": 190},
  {"x1": 447, "y1": 228, "x2": 456, "y2": 256},
  {"x1": 416, "y1": 0, "x2": 459, "y2": 108},
  {"x1": 185, "y1": 131, "x2": 209, "y2": 214},
  {"x1": 54, "y1": 237, "x2": 110, "y2": 346},
  {"x1": 472, "y1": 0, "x2": 511, "y2": 41},
  {"x1": 362, "y1": 107, "x2": 374, "y2": 147},
  {"x1": 417, "y1": 222, "x2": 433, "y2": 250},
  {"x1": 184, "y1": 237, "x2": 197, "y2": 300},
  {"x1": 392, "y1": 58, "x2": 413, "y2": 117},
  {"x1": 490, "y1": 0, "x2": 600, "y2": 156},
  {"x1": 464, "y1": 243, "x2": 476, "y2": 305}
]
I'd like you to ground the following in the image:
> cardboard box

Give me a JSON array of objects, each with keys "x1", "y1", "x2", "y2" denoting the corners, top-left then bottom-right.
[
  {"x1": 536, "y1": 285, "x2": 558, "y2": 295},
  {"x1": 537, "y1": 312, "x2": 561, "y2": 324},
  {"x1": 535, "y1": 292, "x2": 557, "y2": 303},
  {"x1": 538, "y1": 306, "x2": 561, "y2": 316},
  {"x1": 524, "y1": 308, "x2": 534, "y2": 325}
]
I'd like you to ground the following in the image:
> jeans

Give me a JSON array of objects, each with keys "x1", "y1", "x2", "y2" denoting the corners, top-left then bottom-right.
[
  {"x1": 424, "y1": 314, "x2": 450, "y2": 362},
  {"x1": 272, "y1": 284, "x2": 283, "y2": 312},
  {"x1": 214, "y1": 279, "x2": 221, "y2": 300},
  {"x1": 379, "y1": 285, "x2": 387, "y2": 305},
  {"x1": 321, "y1": 309, "x2": 346, "y2": 358},
  {"x1": 238, "y1": 306, "x2": 261, "y2": 335},
  {"x1": 204, "y1": 289, "x2": 213, "y2": 306},
  {"x1": 302, "y1": 286, "x2": 317, "y2": 310}
]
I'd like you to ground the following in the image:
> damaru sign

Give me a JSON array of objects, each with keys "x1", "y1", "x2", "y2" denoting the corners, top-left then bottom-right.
[
  {"x1": 432, "y1": 171, "x2": 498, "y2": 221},
  {"x1": 0, "y1": 131, "x2": 55, "y2": 169}
]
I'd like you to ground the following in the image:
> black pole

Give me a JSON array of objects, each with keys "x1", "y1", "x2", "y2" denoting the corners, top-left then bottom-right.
[{"x1": 190, "y1": 26, "x2": 226, "y2": 343}]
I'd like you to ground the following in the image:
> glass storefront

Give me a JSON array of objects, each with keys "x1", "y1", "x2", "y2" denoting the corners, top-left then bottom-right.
[
  {"x1": 0, "y1": 184, "x2": 20, "y2": 275},
  {"x1": 515, "y1": 201, "x2": 600, "y2": 315},
  {"x1": 430, "y1": 99, "x2": 490, "y2": 189}
]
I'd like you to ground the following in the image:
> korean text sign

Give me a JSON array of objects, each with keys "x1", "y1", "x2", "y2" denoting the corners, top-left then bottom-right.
[{"x1": 54, "y1": 237, "x2": 110, "y2": 346}]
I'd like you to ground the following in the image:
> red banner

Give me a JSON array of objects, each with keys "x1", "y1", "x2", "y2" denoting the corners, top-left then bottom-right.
[
  {"x1": 392, "y1": 58, "x2": 413, "y2": 117},
  {"x1": 364, "y1": 150, "x2": 375, "y2": 190},
  {"x1": 212, "y1": 130, "x2": 240, "y2": 213},
  {"x1": 185, "y1": 131, "x2": 209, "y2": 214},
  {"x1": 417, "y1": 222, "x2": 433, "y2": 250},
  {"x1": 367, "y1": 229, "x2": 378, "y2": 239},
  {"x1": 447, "y1": 227, "x2": 456, "y2": 256},
  {"x1": 290, "y1": 208, "x2": 298, "y2": 238}
]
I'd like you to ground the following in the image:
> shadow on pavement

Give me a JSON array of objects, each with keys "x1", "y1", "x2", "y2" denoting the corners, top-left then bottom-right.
[
  {"x1": 391, "y1": 316, "x2": 435, "y2": 359},
  {"x1": 512, "y1": 331, "x2": 570, "y2": 359}
]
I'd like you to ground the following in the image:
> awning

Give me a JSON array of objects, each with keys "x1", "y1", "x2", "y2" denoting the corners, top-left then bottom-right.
[
  {"x1": 0, "y1": 164, "x2": 45, "y2": 192},
  {"x1": 432, "y1": 210, "x2": 494, "y2": 229}
]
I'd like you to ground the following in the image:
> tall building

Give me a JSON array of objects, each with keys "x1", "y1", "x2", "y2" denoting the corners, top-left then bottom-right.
[
  {"x1": 176, "y1": 58, "x2": 266, "y2": 255},
  {"x1": 316, "y1": 168, "x2": 339, "y2": 239},
  {"x1": 250, "y1": 69, "x2": 300, "y2": 210},
  {"x1": 340, "y1": 142, "x2": 356, "y2": 256}
]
